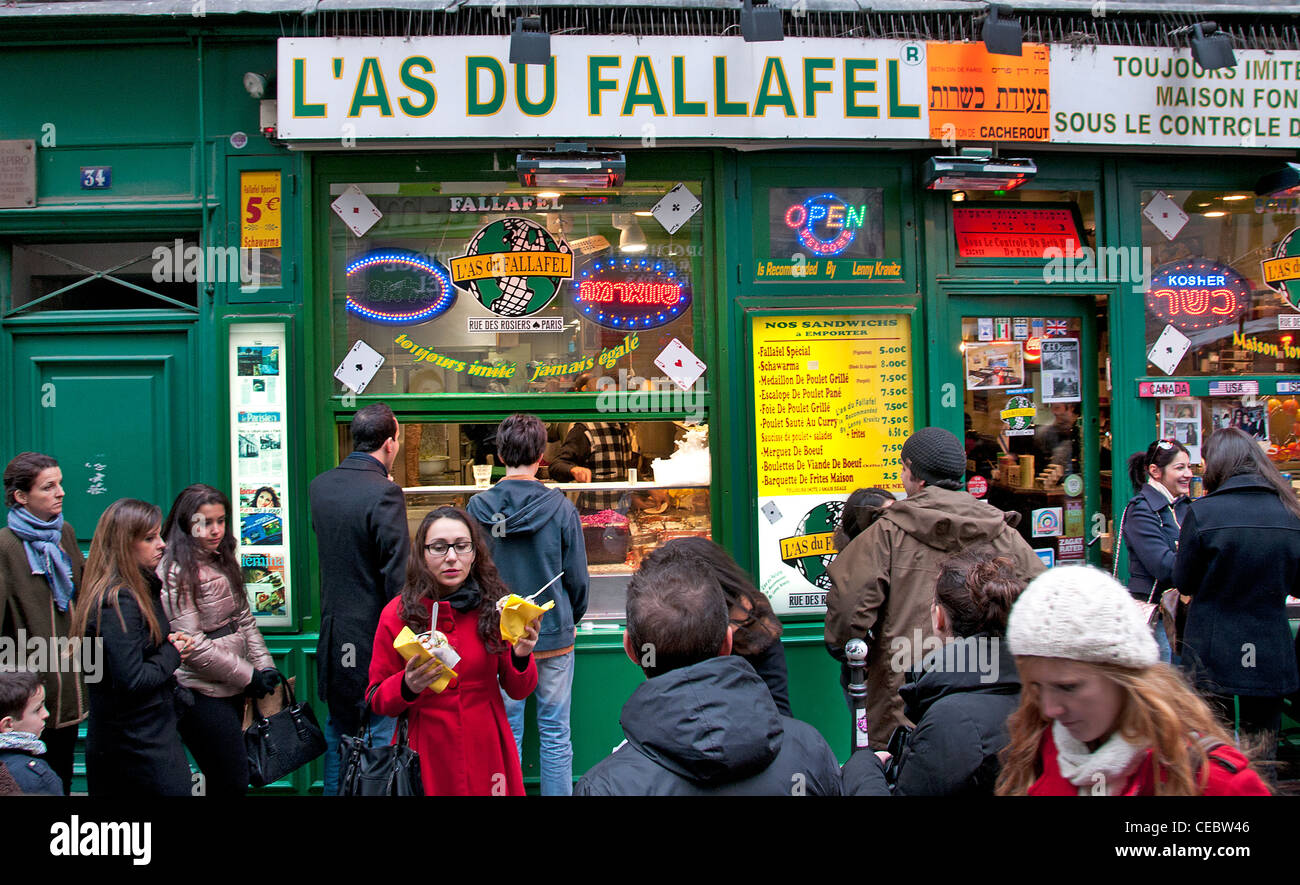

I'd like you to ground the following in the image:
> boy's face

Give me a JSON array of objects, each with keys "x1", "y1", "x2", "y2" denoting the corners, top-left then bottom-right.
[{"x1": 2, "y1": 686, "x2": 49, "y2": 737}]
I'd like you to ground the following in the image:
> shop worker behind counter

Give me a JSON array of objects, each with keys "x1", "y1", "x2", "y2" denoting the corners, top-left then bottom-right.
[
  {"x1": 575, "y1": 557, "x2": 841, "y2": 796},
  {"x1": 825, "y1": 427, "x2": 1046, "y2": 751},
  {"x1": 467, "y1": 413, "x2": 588, "y2": 796},
  {"x1": 308, "y1": 403, "x2": 408, "y2": 796}
]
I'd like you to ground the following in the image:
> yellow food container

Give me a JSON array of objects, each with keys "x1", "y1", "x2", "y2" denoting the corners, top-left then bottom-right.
[
  {"x1": 497, "y1": 595, "x2": 556, "y2": 643},
  {"x1": 393, "y1": 626, "x2": 457, "y2": 693}
]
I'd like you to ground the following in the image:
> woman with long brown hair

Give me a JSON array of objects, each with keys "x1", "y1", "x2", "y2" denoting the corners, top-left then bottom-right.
[
  {"x1": 72, "y1": 498, "x2": 195, "y2": 796},
  {"x1": 1173, "y1": 427, "x2": 1300, "y2": 767},
  {"x1": 367, "y1": 506, "x2": 539, "y2": 795},
  {"x1": 996, "y1": 566, "x2": 1267, "y2": 796}
]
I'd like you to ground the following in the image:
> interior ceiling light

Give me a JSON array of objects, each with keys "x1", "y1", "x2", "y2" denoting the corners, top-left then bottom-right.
[
  {"x1": 509, "y1": 16, "x2": 551, "y2": 66},
  {"x1": 925, "y1": 148, "x2": 1036, "y2": 191},
  {"x1": 1256, "y1": 163, "x2": 1300, "y2": 198},
  {"x1": 612, "y1": 214, "x2": 647, "y2": 253},
  {"x1": 1221, "y1": 194, "x2": 1250, "y2": 201},
  {"x1": 518, "y1": 143, "x2": 626, "y2": 189},
  {"x1": 980, "y1": 4, "x2": 1023, "y2": 57},
  {"x1": 1203, "y1": 210, "x2": 1227, "y2": 218},
  {"x1": 740, "y1": 0, "x2": 783, "y2": 43}
]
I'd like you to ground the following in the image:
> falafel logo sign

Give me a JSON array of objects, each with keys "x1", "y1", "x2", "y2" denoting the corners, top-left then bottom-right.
[
  {"x1": 450, "y1": 217, "x2": 573, "y2": 330},
  {"x1": 779, "y1": 500, "x2": 845, "y2": 593},
  {"x1": 1262, "y1": 227, "x2": 1300, "y2": 311}
]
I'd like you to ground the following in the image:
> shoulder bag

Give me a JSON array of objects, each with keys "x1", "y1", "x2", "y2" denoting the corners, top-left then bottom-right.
[
  {"x1": 1113, "y1": 500, "x2": 1181, "y2": 647},
  {"x1": 244, "y1": 671, "x2": 327, "y2": 788},
  {"x1": 339, "y1": 685, "x2": 424, "y2": 796}
]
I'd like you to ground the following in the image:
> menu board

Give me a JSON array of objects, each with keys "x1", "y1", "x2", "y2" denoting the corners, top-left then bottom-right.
[
  {"x1": 752, "y1": 313, "x2": 915, "y2": 615},
  {"x1": 229, "y1": 323, "x2": 292, "y2": 626}
]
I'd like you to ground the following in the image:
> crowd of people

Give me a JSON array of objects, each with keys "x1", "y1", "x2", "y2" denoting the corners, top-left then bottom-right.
[{"x1": 0, "y1": 413, "x2": 1289, "y2": 796}]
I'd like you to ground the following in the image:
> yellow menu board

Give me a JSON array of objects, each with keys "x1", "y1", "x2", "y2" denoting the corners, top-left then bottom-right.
[{"x1": 753, "y1": 313, "x2": 914, "y2": 497}]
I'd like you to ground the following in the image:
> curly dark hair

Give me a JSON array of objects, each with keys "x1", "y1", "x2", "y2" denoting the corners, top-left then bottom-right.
[{"x1": 400, "y1": 506, "x2": 510, "y2": 654}]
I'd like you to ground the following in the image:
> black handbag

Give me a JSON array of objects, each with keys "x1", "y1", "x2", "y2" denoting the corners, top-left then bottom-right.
[
  {"x1": 339, "y1": 686, "x2": 424, "y2": 796},
  {"x1": 244, "y1": 672, "x2": 327, "y2": 788}
]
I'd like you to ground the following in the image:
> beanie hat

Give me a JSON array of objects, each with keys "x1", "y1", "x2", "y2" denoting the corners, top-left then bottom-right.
[
  {"x1": 900, "y1": 427, "x2": 967, "y2": 486},
  {"x1": 1007, "y1": 565, "x2": 1159, "y2": 669}
]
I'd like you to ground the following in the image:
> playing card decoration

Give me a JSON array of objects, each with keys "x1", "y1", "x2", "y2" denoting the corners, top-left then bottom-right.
[
  {"x1": 654, "y1": 338, "x2": 706, "y2": 391},
  {"x1": 1147, "y1": 324, "x2": 1191, "y2": 376},
  {"x1": 760, "y1": 500, "x2": 783, "y2": 526},
  {"x1": 331, "y1": 185, "x2": 384, "y2": 237},
  {"x1": 334, "y1": 340, "x2": 385, "y2": 393},
  {"x1": 1142, "y1": 191, "x2": 1189, "y2": 242},
  {"x1": 651, "y1": 183, "x2": 703, "y2": 235}
]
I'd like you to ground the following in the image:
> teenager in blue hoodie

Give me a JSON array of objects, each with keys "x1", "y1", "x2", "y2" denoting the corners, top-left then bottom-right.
[{"x1": 467, "y1": 413, "x2": 589, "y2": 795}]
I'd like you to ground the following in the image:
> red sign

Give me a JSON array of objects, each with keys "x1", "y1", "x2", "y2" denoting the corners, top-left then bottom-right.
[
  {"x1": 1057, "y1": 536, "x2": 1085, "y2": 560},
  {"x1": 967, "y1": 475, "x2": 988, "y2": 498},
  {"x1": 573, "y1": 258, "x2": 692, "y2": 331},
  {"x1": 1138, "y1": 381, "x2": 1190, "y2": 397},
  {"x1": 952, "y1": 205, "x2": 1085, "y2": 259}
]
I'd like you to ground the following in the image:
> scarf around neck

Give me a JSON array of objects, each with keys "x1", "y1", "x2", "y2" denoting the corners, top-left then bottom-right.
[
  {"x1": 1052, "y1": 719, "x2": 1147, "y2": 795},
  {"x1": 442, "y1": 577, "x2": 483, "y2": 613},
  {"x1": 7, "y1": 507, "x2": 75, "y2": 612},
  {"x1": 0, "y1": 731, "x2": 47, "y2": 755}
]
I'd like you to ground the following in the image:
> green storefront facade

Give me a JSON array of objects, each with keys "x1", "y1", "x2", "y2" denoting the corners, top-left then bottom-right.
[{"x1": 3, "y1": 3, "x2": 1300, "y2": 793}]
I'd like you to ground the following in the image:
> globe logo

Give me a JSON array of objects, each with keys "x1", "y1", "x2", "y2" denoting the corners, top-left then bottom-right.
[
  {"x1": 788, "y1": 500, "x2": 845, "y2": 590},
  {"x1": 1262, "y1": 226, "x2": 1300, "y2": 312},
  {"x1": 450, "y1": 217, "x2": 574, "y2": 317}
]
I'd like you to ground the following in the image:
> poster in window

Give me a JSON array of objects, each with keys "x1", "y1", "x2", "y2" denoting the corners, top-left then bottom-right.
[
  {"x1": 964, "y1": 341, "x2": 1025, "y2": 390},
  {"x1": 1040, "y1": 338, "x2": 1081, "y2": 403}
]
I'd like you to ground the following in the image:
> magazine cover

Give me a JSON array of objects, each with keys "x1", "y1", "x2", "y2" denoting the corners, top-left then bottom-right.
[{"x1": 242, "y1": 553, "x2": 286, "y2": 617}]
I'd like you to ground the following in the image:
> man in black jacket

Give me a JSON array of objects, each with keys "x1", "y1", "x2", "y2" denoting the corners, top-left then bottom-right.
[
  {"x1": 309, "y1": 403, "x2": 409, "y2": 795},
  {"x1": 575, "y1": 558, "x2": 841, "y2": 796}
]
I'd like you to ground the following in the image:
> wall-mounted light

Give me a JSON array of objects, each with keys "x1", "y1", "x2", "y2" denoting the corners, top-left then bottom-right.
[
  {"x1": 1168, "y1": 21, "x2": 1236, "y2": 71},
  {"x1": 243, "y1": 72, "x2": 275, "y2": 99},
  {"x1": 740, "y1": 0, "x2": 783, "y2": 43},
  {"x1": 980, "y1": 5, "x2": 1023, "y2": 57},
  {"x1": 509, "y1": 16, "x2": 551, "y2": 66}
]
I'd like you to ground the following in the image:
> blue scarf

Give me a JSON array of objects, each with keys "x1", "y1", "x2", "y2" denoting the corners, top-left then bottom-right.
[
  {"x1": 7, "y1": 507, "x2": 75, "y2": 612},
  {"x1": 0, "y1": 731, "x2": 47, "y2": 755}
]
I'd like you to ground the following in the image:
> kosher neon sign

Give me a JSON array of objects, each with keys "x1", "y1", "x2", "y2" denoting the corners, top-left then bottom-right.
[
  {"x1": 1146, "y1": 258, "x2": 1250, "y2": 332},
  {"x1": 574, "y1": 259, "x2": 690, "y2": 330},
  {"x1": 783, "y1": 192, "x2": 869, "y2": 256}
]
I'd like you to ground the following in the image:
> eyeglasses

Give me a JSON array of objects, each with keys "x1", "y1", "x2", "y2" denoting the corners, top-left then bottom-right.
[{"x1": 424, "y1": 540, "x2": 474, "y2": 558}]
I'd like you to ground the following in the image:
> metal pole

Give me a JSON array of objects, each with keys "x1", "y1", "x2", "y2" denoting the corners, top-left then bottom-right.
[{"x1": 845, "y1": 638, "x2": 869, "y2": 752}]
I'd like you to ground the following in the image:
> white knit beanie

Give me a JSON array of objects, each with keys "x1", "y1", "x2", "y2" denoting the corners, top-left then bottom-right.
[{"x1": 1006, "y1": 565, "x2": 1159, "y2": 669}]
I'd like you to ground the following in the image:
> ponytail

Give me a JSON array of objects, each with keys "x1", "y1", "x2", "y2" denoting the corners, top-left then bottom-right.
[{"x1": 1128, "y1": 439, "x2": 1190, "y2": 494}]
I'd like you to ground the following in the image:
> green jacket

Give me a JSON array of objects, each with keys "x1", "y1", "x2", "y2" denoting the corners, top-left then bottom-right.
[{"x1": 0, "y1": 525, "x2": 87, "y2": 730}]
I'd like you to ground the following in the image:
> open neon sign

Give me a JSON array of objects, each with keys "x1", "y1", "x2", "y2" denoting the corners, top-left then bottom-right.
[
  {"x1": 1146, "y1": 259, "x2": 1250, "y2": 332},
  {"x1": 783, "y1": 192, "x2": 867, "y2": 256},
  {"x1": 574, "y1": 258, "x2": 690, "y2": 330}
]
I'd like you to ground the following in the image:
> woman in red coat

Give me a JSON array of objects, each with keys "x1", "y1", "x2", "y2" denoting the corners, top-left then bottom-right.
[
  {"x1": 995, "y1": 565, "x2": 1268, "y2": 796},
  {"x1": 368, "y1": 506, "x2": 538, "y2": 796}
]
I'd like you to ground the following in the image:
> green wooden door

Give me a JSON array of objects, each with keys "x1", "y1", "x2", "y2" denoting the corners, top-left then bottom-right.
[{"x1": 8, "y1": 323, "x2": 196, "y2": 547}]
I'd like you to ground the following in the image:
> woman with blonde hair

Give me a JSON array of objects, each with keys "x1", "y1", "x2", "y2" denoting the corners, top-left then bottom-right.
[{"x1": 995, "y1": 565, "x2": 1268, "y2": 796}]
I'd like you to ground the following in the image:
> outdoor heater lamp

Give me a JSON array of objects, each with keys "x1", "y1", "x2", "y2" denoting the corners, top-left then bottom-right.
[
  {"x1": 924, "y1": 149, "x2": 1037, "y2": 191},
  {"x1": 740, "y1": 0, "x2": 783, "y2": 43},
  {"x1": 509, "y1": 16, "x2": 551, "y2": 66},
  {"x1": 517, "y1": 144, "x2": 626, "y2": 189},
  {"x1": 980, "y1": 4, "x2": 1023, "y2": 57},
  {"x1": 1255, "y1": 163, "x2": 1300, "y2": 198}
]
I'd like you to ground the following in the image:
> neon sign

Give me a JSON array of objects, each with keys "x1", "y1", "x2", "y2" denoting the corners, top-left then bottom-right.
[
  {"x1": 574, "y1": 258, "x2": 690, "y2": 330},
  {"x1": 1146, "y1": 259, "x2": 1250, "y2": 332},
  {"x1": 345, "y1": 249, "x2": 455, "y2": 326},
  {"x1": 783, "y1": 192, "x2": 867, "y2": 256}
]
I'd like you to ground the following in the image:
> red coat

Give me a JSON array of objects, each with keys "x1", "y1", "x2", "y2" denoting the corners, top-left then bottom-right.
[
  {"x1": 368, "y1": 595, "x2": 538, "y2": 796},
  {"x1": 1027, "y1": 726, "x2": 1269, "y2": 796}
]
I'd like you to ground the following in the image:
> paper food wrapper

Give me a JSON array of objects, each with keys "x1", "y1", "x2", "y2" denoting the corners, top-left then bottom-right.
[
  {"x1": 393, "y1": 626, "x2": 460, "y2": 693},
  {"x1": 496, "y1": 594, "x2": 555, "y2": 643}
]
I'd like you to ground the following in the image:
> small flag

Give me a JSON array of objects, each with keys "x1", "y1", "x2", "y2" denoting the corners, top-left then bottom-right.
[{"x1": 1045, "y1": 319, "x2": 1070, "y2": 337}]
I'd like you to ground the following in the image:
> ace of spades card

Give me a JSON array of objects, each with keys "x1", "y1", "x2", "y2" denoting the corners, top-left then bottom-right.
[
  {"x1": 654, "y1": 338, "x2": 707, "y2": 391},
  {"x1": 330, "y1": 185, "x2": 384, "y2": 237},
  {"x1": 335, "y1": 340, "x2": 386, "y2": 393},
  {"x1": 651, "y1": 183, "x2": 703, "y2": 235},
  {"x1": 1147, "y1": 324, "x2": 1191, "y2": 376},
  {"x1": 759, "y1": 500, "x2": 783, "y2": 526}
]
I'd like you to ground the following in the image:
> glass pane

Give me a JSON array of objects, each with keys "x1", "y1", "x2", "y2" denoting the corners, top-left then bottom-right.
[
  {"x1": 963, "y1": 315, "x2": 1087, "y2": 562},
  {"x1": 10, "y1": 240, "x2": 200, "y2": 311},
  {"x1": 1141, "y1": 188, "x2": 1300, "y2": 376},
  {"x1": 327, "y1": 182, "x2": 702, "y2": 396}
]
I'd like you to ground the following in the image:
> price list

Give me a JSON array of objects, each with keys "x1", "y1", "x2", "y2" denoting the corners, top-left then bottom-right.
[{"x1": 752, "y1": 313, "x2": 914, "y2": 497}]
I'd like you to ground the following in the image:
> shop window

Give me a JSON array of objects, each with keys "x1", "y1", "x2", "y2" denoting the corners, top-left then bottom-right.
[
  {"x1": 1133, "y1": 394, "x2": 1300, "y2": 480},
  {"x1": 1141, "y1": 189, "x2": 1300, "y2": 377},
  {"x1": 7, "y1": 240, "x2": 200, "y2": 313},
  {"x1": 327, "y1": 181, "x2": 702, "y2": 396}
]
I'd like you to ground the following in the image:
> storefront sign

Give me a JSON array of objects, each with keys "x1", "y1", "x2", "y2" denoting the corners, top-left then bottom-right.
[
  {"x1": 1057, "y1": 536, "x2": 1085, "y2": 560},
  {"x1": 574, "y1": 258, "x2": 690, "y2": 330},
  {"x1": 345, "y1": 249, "x2": 455, "y2": 325},
  {"x1": 753, "y1": 312, "x2": 913, "y2": 615},
  {"x1": 450, "y1": 217, "x2": 572, "y2": 317},
  {"x1": 240, "y1": 171, "x2": 282, "y2": 248},
  {"x1": 967, "y1": 475, "x2": 988, "y2": 498},
  {"x1": 1263, "y1": 227, "x2": 1300, "y2": 311},
  {"x1": 1138, "y1": 381, "x2": 1190, "y2": 397},
  {"x1": 1146, "y1": 259, "x2": 1251, "y2": 332},
  {"x1": 1032, "y1": 507, "x2": 1063, "y2": 537},
  {"x1": 926, "y1": 42, "x2": 1051, "y2": 142},
  {"x1": 395, "y1": 333, "x2": 518, "y2": 380},
  {"x1": 1035, "y1": 548, "x2": 1055, "y2": 568},
  {"x1": 0, "y1": 139, "x2": 35, "y2": 208},
  {"x1": 952, "y1": 205, "x2": 1084, "y2": 258},
  {"x1": 1277, "y1": 381, "x2": 1300, "y2": 394},
  {"x1": 1209, "y1": 380, "x2": 1260, "y2": 396},
  {"x1": 1000, "y1": 389, "x2": 1035, "y2": 436}
]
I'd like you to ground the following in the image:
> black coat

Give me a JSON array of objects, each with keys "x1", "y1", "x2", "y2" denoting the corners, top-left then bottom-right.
[
  {"x1": 574, "y1": 656, "x2": 841, "y2": 796},
  {"x1": 309, "y1": 453, "x2": 410, "y2": 729},
  {"x1": 1173, "y1": 474, "x2": 1300, "y2": 697},
  {"x1": 739, "y1": 639, "x2": 792, "y2": 718},
  {"x1": 85, "y1": 571, "x2": 192, "y2": 797},
  {"x1": 841, "y1": 634, "x2": 1020, "y2": 796},
  {"x1": 1121, "y1": 484, "x2": 1190, "y2": 601}
]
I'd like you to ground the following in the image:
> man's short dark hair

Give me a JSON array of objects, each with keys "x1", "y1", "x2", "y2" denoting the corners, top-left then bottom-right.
[
  {"x1": 626, "y1": 559, "x2": 728, "y2": 678},
  {"x1": 351, "y1": 404, "x2": 398, "y2": 454},
  {"x1": 496, "y1": 414, "x2": 547, "y2": 468},
  {"x1": 0, "y1": 671, "x2": 40, "y2": 722}
]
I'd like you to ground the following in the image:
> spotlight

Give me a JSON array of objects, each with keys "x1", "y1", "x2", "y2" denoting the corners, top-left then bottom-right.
[
  {"x1": 509, "y1": 16, "x2": 551, "y2": 66},
  {"x1": 740, "y1": 0, "x2": 783, "y2": 43},
  {"x1": 1189, "y1": 22, "x2": 1236, "y2": 71},
  {"x1": 613, "y1": 214, "x2": 647, "y2": 253},
  {"x1": 980, "y1": 5, "x2": 1022, "y2": 57},
  {"x1": 243, "y1": 72, "x2": 275, "y2": 99}
]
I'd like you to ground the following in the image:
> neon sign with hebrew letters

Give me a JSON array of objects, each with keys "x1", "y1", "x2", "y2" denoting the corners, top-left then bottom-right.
[
  {"x1": 574, "y1": 258, "x2": 691, "y2": 330},
  {"x1": 783, "y1": 192, "x2": 867, "y2": 256},
  {"x1": 1146, "y1": 259, "x2": 1250, "y2": 333},
  {"x1": 345, "y1": 249, "x2": 455, "y2": 325}
]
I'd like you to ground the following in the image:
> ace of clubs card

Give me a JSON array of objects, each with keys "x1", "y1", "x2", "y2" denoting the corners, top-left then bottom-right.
[{"x1": 335, "y1": 340, "x2": 385, "y2": 393}]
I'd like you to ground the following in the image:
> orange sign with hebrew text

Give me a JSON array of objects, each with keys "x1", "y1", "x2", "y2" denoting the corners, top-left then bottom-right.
[{"x1": 927, "y1": 42, "x2": 1050, "y2": 143}]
